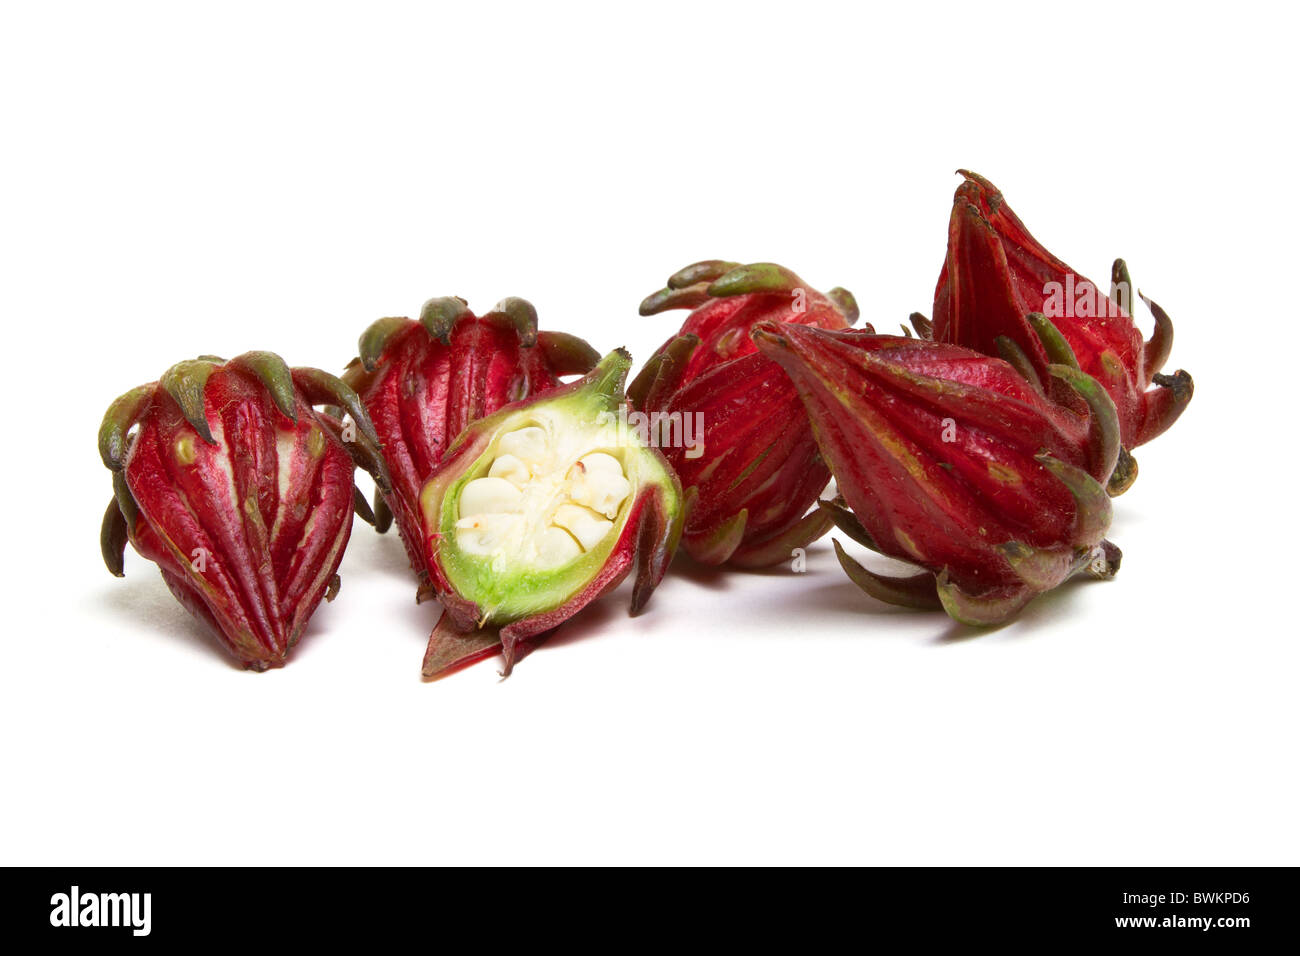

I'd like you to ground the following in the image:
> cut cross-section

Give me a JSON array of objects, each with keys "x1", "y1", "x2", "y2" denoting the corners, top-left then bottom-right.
[
  {"x1": 455, "y1": 424, "x2": 633, "y2": 569},
  {"x1": 417, "y1": 350, "x2": 685, "y2": 678}
]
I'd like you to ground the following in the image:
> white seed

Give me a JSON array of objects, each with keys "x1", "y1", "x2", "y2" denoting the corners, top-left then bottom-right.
[
  {"x1": 488, "y1": 453, "x2": 531, "y2": 489},
  {"x1": 497, "y1": 426, "x2": 549, "y2": 467},
  {"x1": 454, "y1": 514, "x2": 520, "y2": 556},
  {"x1": 578, "y1": 452, "x2": 623, "y2": 477},
  {"x1": 458, "y1": 476, "x2": 522, "y2": 518},
  {"x1": 535, "y1": 526, "x2": 583, "y2": 567},
  {"x1": 456, "y1": 430, "x2": 634, "y2": 568},
  {"x1": 554, "y1": 503, "x2": 614, "y2": 551},
  {"x1": 568, "y1": 465, "x2": 632, "y2": 519}
]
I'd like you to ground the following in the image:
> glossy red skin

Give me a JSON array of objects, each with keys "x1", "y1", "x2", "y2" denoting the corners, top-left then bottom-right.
[
  {"x1": 642, "y1": 288, "x2": 849, "y2": 566},
  {"x1": 933, "y1": 172, "x2": 1179, "y2": 448},
  {"x1": 653, "y1": 289, "x2": 848, "y2": 384},
  {"x1": 348, "y1": 317, "x2": 568, "y2": 583},
  {"x1": 123, "y1": 366, "x2": 355, "y2": 669},
  {"x1": 755, "y1": 325, "x2": 1106, "y2": 597},
  {"x1": 660, "y1": 353, "x2": 831, "y2": 563}
]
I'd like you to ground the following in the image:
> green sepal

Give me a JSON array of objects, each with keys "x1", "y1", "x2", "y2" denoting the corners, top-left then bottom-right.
[
  {"x1": 827, "y1": 287, "x2": 859, "y2": 325},
  {"x1": 485, "y1": 297, "x2": 539, "y2": 346},
  {"x1": 373, "y1": 490, "x2": 393, "y2": 533},
  {"x1": 1026, "y1": 312, "x2": 1080, "y2": 369},
  {"x1": 934, "y1": 571, "x2": 1034, "y2": 626},
  {"x1": 995, "y1": 335, "x2": 1044, "y2": 393},
  {"x1": 290, "y1": 367, "x2": 379, "y2": 448},
  {"x1": 639, "y1": 284, "x2": 712, "y2": 316},
  {"x1": 352, "y1": 485, "x2": 376, "y2": 525},
  {"x1": 707, "y1": 262, "x2": 805, "y2": 297},
  {"x1": 359, "y1": 316, "x2": 411, "y2": 371},
  {"x1": 100, "y1": 496, "x2": 129, "y2": 577},
  {"x1": 230, "y1": 351, "x2": 298, "y2": 422},
  {"x1": 1107, "y1": 446, "x2": 1139, "y2": 497},
  {"x1": 833, "y1": 539, "x2": 941, "y2": 609},
  {"x1": 817, "y1": 497, "x2": 882, "y2": 553},
  {"x1": 1139, "y1": 291, "x2": 1175, "y2": 381},
  {"x1": 1047, "y1": 364, "x2": 1121, "y2": 483},
  {"x1": 98, "y1": 383, "x2": 154, "y2": 470},
  {"x1": 667, "y1": 260, "x2": 739, "y2": 289},
  {"x1": 1110, "y1": 258, "x2": 1133, "y2": 315},
  {"x1": 160, "y1": 358, "x2": 220, "y2": 445},
  {"x1": 627, "y1": 333, "x2": 699, "y2": 412},
  {"x1": 537, "y1": 330, "x2": 601, "y2": 376},
  {"x1": 1035, "y1": 452, "x2": 1112, "y2": 547},
  {"x1": 418, "y1": 296, "x2": 470, "y2": 343}
]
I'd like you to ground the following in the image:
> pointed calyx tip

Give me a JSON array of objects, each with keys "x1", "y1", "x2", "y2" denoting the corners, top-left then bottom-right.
[
  {"x1": 749, "y1": 321, "x2": 789, "y2": 351},
  {"x1": 419, "y1": 296, "x2": 470, "y2": 342},
  {"x1": 639, "y1": 285, "x2": 710, "y2": 316},
  {"x1": 707, "y1": 262, "x2": 804, "y2": 298},
  {"x1": 359, "y1": 316, "x2": 411, "y2": 372},
  {"x1": 231, "y1": 351, "x2": 298, "y2": 423},
  {"x1": 1152, "y1": 369, "x2": 1194, "y2": 400},
  {"x1": 1027, "y1": 312, "x2": 1080, "y2": 369},
  {"x1": 99, "y1": 383, "x2": 155, "y2": 470},
  {"x1": 667, "y1": 260, "x2": 739, "y2": 290},
  {"x1": 160, "y1": 358, "x2": 219, "y2": 445},
  {"x1": 828, "y1": 287, "x2": 859, "y2": 324},
  {"x1": 1047, "y1": 363, "x2": 1121, "y2": 481},
  {"x1": 486, "y1": 297, "x2": 539, "y2": 346},
  {"x1": 585, "y1": 348, "x2": 634, "y2": 397}
]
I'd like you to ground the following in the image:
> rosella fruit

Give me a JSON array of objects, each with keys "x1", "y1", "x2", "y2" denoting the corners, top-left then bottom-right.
[
  {"x1": 99, "y1": 352, "x2": 386, "y2": 669},
  {"x1": 931, "y1": 170, "x2": 1193, "y2": 494},
  {"x1": 341, "y1": 296, "x2": 599, "y2": 588},
  {"x1": 417, "y1": 350, "x2": 684, "y2": 678},
  {"x1": 752, "y1": 323, "x2": 1123, "y2": 625},
  {"x1": 631, "y1": 260, "x2": 859, "y2": 566}
]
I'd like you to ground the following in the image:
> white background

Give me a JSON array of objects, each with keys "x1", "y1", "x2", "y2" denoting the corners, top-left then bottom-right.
[{"x1": 2, "y1": 1, "x2": 1296, "y2": 865}]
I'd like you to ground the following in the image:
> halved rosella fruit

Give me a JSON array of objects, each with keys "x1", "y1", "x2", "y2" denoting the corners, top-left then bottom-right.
[{"x1": 418, "y1": 350, "x2": 683, "y2": 679}]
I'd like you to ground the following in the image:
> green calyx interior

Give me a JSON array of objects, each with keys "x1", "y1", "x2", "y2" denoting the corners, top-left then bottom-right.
[{"x1": 423, "y1": 355, "x2": 673, "y2": 625}]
